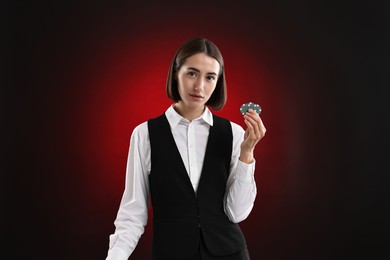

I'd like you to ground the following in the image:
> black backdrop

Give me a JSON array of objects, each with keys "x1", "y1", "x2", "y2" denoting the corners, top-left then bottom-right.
[{"x1": 3, "y1": 1, "x2": 389, "y2": 259}]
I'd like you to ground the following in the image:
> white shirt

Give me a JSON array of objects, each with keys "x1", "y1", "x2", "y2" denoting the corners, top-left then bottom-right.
[{"x1": 106, "y1": 106, "x2": 257, "y2": 260}]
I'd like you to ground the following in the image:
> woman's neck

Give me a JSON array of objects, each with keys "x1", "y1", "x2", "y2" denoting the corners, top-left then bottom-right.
[{"x1": 173, "y1": 103, "x2": 205, "y2": 122}]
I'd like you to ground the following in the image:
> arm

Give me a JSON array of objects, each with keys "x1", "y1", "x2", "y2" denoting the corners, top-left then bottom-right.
[
  {"x1": 106, "y1": 123, "x2": 151, "y2": 260},
  {"x1": 224, "y1": 110, "x2": 266, "y2": 223}
]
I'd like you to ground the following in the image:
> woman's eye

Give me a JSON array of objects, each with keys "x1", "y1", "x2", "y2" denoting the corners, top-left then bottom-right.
[
  {"x1": 206, "y1": 76, "x2": 215, "y2": 81},
  {"x1": 188, "y1": 71, "x2": 196, "y2": 77}
]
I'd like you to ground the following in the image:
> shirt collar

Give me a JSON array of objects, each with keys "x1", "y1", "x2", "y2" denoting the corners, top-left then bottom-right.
[{"x1": 165, "y1": 105, "x2": 214, "y2": 129}]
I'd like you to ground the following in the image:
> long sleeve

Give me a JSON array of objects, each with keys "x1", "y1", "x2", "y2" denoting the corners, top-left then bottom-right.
[
  {"x1": 224, "y1": 122, "x2": 257, "y2": 223},
  {"x1": 106, "y1": 122, "x2": 151, "y2": 260}
]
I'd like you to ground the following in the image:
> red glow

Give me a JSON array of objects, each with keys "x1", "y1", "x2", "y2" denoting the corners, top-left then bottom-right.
[{"x1": 74, "y1": 35, "x2": 281, "y2": 172}]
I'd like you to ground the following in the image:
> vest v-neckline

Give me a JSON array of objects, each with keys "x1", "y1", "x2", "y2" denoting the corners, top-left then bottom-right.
[{"x1": 163, "y1": 115, "x2": 214, "y2": 196}]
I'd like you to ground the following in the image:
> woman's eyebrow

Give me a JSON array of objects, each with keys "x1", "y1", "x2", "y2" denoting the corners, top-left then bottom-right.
[{"x1": 187, "y1": 67, "x2": 218, "y2": 76}]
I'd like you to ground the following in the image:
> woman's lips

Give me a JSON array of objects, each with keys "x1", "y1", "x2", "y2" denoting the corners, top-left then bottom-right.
[{"x1": 189, "y1": 94, "x2": 204, "y2": 100}]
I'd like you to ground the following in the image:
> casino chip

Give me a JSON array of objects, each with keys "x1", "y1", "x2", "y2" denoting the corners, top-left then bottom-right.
[{"x1": 240, "y1": 102, "x2": 261, "y2": 115}]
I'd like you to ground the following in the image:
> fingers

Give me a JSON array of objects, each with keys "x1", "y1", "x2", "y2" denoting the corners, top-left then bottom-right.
[
  {"x1": 240, "y1": 109, "x2": 266, "y2": 159},
  {"x1": 244, "y1": 117, "x2": 257, "y2": 141},
  {"x1": 243, "y1": 109, "x2": 266, "y2": 142}
]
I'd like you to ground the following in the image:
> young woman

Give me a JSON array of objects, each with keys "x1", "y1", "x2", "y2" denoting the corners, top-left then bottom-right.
[{"x1": 106, "y1": 37, "x2": 266, "y2": 260}]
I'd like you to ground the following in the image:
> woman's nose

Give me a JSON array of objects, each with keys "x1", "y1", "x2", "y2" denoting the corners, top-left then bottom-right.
[{"x1": 194, "y1": 77, "x2": 204, "y2": 90}]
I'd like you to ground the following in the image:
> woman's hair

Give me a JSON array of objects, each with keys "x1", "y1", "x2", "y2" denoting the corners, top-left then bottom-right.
[{"x1": 166, "y1": 37, "x2": 227, "y2": 111}]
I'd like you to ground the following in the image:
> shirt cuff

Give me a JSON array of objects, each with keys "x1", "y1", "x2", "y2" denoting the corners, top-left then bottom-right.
[
  {"x1": 106, "y1": 247, "x2": 129, "y2": 260},
  {"x1": 235, "y1": 160, "x2": 256, "y2": 183}
]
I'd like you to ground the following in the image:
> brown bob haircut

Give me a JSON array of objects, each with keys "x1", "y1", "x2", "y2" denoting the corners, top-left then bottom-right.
[{"x1": 166, "y1": 37, "x2": 227, "y2": 111}]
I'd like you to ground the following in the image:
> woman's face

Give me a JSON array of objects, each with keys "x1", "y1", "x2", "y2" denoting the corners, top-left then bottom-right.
[{"x1": 176, "y1": 52, "x2": 220, "y2": 111}]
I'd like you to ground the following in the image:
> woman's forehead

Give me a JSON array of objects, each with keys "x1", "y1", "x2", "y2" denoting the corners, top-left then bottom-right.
[{"x1": 181, "y1": 53, "x2": 220, "y2": 74}]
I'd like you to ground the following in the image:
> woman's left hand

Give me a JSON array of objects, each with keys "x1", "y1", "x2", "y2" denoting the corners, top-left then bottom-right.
[{"x1": 239, "y1": 109, "x2": 266, "y2": 164}]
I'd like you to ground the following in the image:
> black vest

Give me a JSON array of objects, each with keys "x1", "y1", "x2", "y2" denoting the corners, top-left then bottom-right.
[{"x1": 148, "y1": 114, "x2": 247, "y2": 259}]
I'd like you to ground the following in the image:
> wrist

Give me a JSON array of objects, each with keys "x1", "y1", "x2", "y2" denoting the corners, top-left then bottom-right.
[{"x1": 239, "y1": 150, "x2": 254, "y2": 164}]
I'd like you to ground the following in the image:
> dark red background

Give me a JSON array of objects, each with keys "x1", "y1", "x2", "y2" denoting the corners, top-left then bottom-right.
[{"x1": 4, "y1": 1, "x2": 389, "y2": 259}]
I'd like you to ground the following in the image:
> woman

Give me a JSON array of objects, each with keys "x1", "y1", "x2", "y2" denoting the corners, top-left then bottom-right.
[{"x1": 106, "y1": 37, "x2": 266, "y2": 260}]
